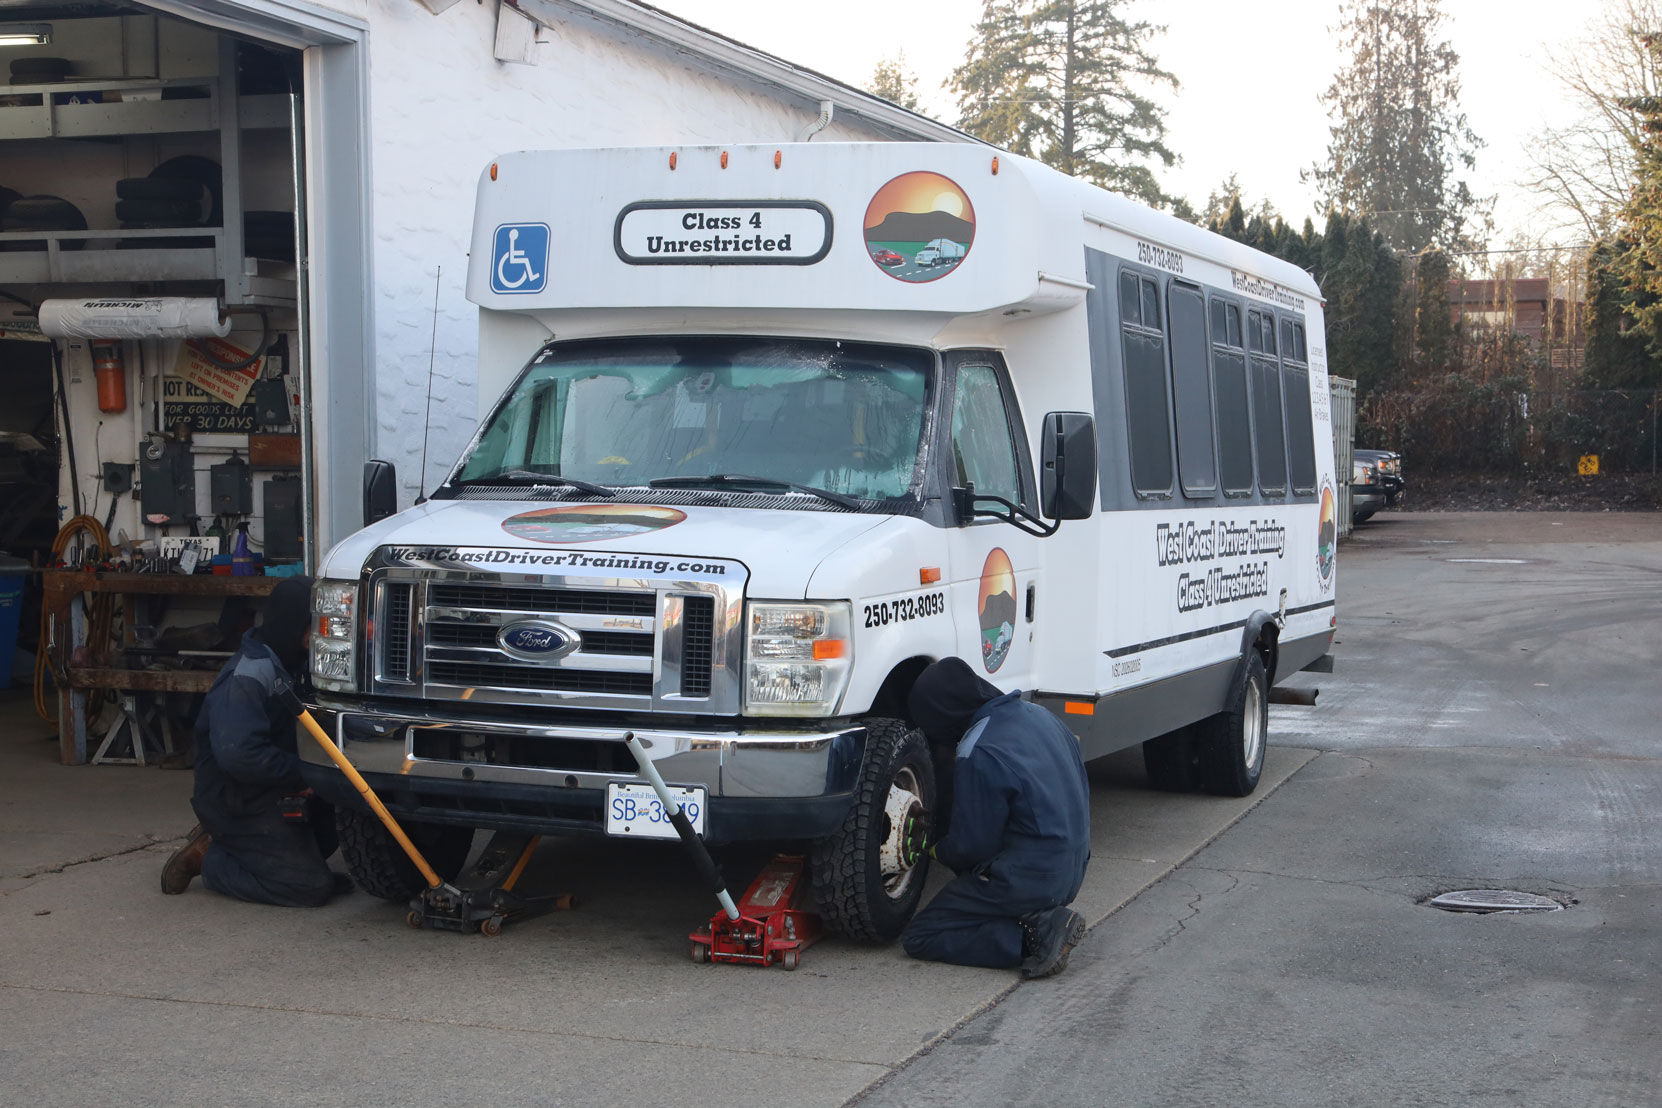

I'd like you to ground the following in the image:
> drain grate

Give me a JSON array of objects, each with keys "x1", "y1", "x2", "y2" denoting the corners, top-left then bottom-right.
[{"x1": 1429, "y1": 889, "x2": 1564, "y2": 914}]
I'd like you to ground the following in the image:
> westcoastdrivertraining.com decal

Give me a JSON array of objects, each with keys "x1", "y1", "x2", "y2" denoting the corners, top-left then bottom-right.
[
  {"x1": 380, "y1": 546, "x2": 731, "y2": 578},
  {"x1": 501, "y1": 504, "x2": 686, "y2": 545},
  {"x1": 864, "y1": 172, "x2": 975, "y2": 283},
  {"x1": 1155, "y1": 518, "x2": 1286, "y2": 614}
]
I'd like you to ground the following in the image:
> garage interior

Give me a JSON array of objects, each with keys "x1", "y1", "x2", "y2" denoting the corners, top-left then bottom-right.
[{"x1": 0, "y1": 3, "x2": 312, "y2": 764}]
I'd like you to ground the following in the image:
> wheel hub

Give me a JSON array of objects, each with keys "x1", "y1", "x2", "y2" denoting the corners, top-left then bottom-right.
[{"x1": 878, "y1": 767, "x2": 927, "y2": 899}]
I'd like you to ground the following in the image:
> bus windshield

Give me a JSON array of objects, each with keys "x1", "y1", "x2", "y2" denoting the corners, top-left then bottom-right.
[{"x1": 447, "y1": 337, "x2": 933, "y2": 503}]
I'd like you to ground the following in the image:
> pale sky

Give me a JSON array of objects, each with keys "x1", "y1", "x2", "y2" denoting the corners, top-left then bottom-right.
[{"x1": 653, "y1": 0, "x2": 1598, "y2": 253}]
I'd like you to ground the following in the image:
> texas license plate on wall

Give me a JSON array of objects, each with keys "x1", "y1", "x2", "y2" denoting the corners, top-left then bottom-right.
[{"x1": 604, "y1": 782, "x2": 707, "y2": 839}]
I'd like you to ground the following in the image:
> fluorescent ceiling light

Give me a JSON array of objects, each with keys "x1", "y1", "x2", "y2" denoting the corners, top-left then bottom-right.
[{"x1": 0, "y1": 25, "x2": 53, "y2": 47}]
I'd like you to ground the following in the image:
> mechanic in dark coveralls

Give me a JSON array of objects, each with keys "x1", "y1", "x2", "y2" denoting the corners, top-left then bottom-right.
[
  {"x1": 902, "y1": 657, "x2": 1091, "y2": 979},
  {"x1": 160, "y1": 576, "x2": 349, "y2": 906}
]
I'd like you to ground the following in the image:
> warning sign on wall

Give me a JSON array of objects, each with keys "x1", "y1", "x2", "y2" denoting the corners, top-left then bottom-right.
[
  {"x1": 161, "y1": 376, "x2": 258, "y2": 433},
  {"x1": 173, "y1": 337, "x2": 262, "y2": 407}
]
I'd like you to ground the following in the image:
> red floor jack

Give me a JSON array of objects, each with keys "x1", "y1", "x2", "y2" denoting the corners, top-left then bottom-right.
[{"x1": 623, "y1": 734, "x2": 822, "y2": 970}]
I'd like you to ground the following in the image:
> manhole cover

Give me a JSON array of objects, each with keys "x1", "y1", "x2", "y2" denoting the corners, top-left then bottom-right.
[{"x1": 1429, "y1": 889, "x2": 1563, "y2": 914}]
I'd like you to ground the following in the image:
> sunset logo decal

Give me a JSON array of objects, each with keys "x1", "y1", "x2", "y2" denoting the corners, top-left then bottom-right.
[
  {"x1": 978, "y1": 547, "x2": 1017, "y2": 673},
  {"x1": 1317, "y1": 480, "x2": 1337, "y2": 590},
  {"x1": 863, "y1": 171, "x2": 975, "y2": 283},
  {"x1": 501, "y1": 504, "x2": 687, "y2": 545}
]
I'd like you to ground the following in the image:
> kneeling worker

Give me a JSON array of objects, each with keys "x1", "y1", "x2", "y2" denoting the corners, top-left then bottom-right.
[
  {"x1": 161, "y1": 575, "x2": 348, "y2": 906},
  {"x1": 902, "y1": 657, "x2": 1091, "y2": 979}
]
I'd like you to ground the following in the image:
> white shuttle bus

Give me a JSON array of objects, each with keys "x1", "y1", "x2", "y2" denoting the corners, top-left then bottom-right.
[{"x1": 301, "y1": 143, "x2": 1339, "y2": 942}]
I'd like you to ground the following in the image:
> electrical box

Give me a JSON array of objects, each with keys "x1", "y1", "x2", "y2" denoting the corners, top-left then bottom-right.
[
  {"x1": 211, "y1": 454, "x2": 253, "y2": 515},
  {"x1": 263, "y1": 475, "x2": 303, "y2": 560},
  {"x1": 139, "y1": 440, "x2": 195, "y2": 526},
  {"x1": 252, "y1": 378, "x2": 291, "y2": 428}
]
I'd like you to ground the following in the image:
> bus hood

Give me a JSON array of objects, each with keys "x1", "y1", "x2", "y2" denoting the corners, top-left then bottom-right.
[{"x1": 317, "y1": 497, "x2": 894, "y2": 598}]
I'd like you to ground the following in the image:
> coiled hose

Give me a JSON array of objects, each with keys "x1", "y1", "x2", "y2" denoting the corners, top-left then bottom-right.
[{"x1": 33, "y1": 515, "x2": 114, "y2": 724}]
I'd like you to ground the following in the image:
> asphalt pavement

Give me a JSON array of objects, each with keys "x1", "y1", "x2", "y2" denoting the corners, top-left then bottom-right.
[
  {"x1": 2, "y1": 511, "x2": 1655, "y2": 1107},
  {"x1": 858, "y1": 511, "x2": 1662, "y2": 1108}
]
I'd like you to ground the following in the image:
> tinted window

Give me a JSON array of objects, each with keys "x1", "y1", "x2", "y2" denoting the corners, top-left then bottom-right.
[
  {"x1": 951, "y1": 365, "x2": 1021, "y2": 504},
  {"x1": 1120, "y1": 271, "x2": 1141, "y2": 323},
  {"x1": 1247, "y1": 310, "x2": 1264, "y2": 353},
  {"x1": 1283, "y1": 365, "x2": 1317, "y2": 495},
  {"x1": 1167, "y1": 283, "x2": 1216, "y2": 497},
  {"x1": 1121, "y1": 273, "x2": 1172, "y2": 496},
  {"x1": 1251, "y1": 355, "x2": 1288, "y2": 495},
  {"x1": 1210, "y1": 298, "x2": 1253, "y2": 496}
]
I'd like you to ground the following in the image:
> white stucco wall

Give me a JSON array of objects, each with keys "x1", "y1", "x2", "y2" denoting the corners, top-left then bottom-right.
[{"x1": 350, "y1": 0, "x2": 897, "y2": 504}]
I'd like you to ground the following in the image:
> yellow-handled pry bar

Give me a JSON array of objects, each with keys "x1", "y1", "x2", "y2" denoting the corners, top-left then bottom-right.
[{"x1": 279, "y1": 683, "x2": 443, "y2": 889}]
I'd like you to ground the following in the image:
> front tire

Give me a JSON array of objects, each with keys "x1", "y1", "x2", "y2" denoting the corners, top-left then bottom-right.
[
  {"x1": 1196, "y1": 651, "x2": 1269, "y2": 797},
  {"x1": 810, "y1": 717, "x2": 934, "y2": 942},
  {"x1": 337, "y1": 809, "x2": 473, "y2": 901}
]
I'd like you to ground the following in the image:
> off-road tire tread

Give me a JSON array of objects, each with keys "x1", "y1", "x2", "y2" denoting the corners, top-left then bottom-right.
[
  {"x1": 336, "y1": 809, "x2": 472, "y2": 901},
  {"x1": 810, "y1": 717, "x2": 932, "y2": 943},
  {"x1": 1142, "y1": 725, "x2": 1201, "y2": 792}
]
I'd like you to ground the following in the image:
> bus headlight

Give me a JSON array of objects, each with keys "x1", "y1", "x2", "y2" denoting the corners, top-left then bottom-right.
[
  {"x1": 310, "y1": 580, "x2": 358, "y2": 692},
  {"x1": 744, "y1": 601, "x2": 852, "y2": 717}
]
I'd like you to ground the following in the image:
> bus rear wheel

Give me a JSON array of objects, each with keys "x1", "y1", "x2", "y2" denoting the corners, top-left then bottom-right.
[{"x1": 1196, "y1": 652, "x2": 1268, "y2": 797}]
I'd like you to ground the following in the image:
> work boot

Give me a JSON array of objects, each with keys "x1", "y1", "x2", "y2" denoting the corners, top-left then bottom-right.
[
  {"x1": 160, "y1": 824, "x2": 211, "y2": 895},
  {"x1": 1019, "y1": 907, "x2": 1087, "y2": 980}
]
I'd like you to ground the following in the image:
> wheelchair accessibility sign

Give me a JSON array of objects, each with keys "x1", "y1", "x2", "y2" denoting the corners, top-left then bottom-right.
[{"x1": 491, "y1": 223, "x2": 549, "y2": 294}]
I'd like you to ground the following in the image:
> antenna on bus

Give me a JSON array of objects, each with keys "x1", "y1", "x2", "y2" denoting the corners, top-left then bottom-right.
[{"x1": 417, "y1": 265, "x2": 441, "y2": 504}]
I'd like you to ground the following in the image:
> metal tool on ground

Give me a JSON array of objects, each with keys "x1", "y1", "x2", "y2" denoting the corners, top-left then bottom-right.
[
  {"x1": 622, "y1": 732, "x2": 822, "y2": 970},
  {"x1": 280, "y1": 683, "x2": 572, "y2": 935}
]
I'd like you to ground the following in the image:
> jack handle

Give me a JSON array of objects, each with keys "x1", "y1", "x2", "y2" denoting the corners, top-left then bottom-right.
[
  {"x1": 278, "y1": 684, "x2": 443, "y2": 890},
  {"x1": 623, "y1": 732, "x2": 739, "y2": 921}
]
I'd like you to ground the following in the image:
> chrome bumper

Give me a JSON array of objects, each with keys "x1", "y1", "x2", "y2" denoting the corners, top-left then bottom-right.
[{"x1": 298, "y1": 702, "x2": 866, "y2": 800}]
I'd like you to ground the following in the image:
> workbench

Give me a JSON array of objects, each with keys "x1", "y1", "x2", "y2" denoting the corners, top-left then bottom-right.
[{"x1": 43, "y1": 570, "x2": 282, "y2": 765}]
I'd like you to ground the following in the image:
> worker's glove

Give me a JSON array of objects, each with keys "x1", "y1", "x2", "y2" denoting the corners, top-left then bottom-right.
[{"x1": 902, "y1": 813, "x2": 931, "y2": 868}]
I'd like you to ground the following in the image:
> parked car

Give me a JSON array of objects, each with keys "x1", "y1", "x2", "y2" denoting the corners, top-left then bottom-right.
[
  {"x1": 914, "y1": 237, "x2": 967, "y2": 267},
  {"x1": 1352, "y1": 457, "x2": 1386, "y2": 524},
  {"x1": 871, "y1": 248, "x2": 904, "y2": 267},
  {"x1": 1354, "y1": 448, "x2": 1404, "y2": 507}
]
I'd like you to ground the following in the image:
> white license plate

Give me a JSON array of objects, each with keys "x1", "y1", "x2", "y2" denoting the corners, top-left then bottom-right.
[{"x1": 604, "y1": 782, "x2": 707, "y2": 840}]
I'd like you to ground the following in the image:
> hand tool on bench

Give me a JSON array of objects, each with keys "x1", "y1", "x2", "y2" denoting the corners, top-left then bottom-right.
[{"x1": 279, "y1": 681, "x2": 572, "y2": 935}]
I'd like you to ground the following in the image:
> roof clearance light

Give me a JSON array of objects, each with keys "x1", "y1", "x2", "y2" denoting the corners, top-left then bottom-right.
[
  {"x1": 489, "y1": 163, "x2": 497, "y2": 181},
  {"x1": 991, "y1": 156, "x2": 999, "y2": 175},
  {"x1": 720, "y1": 150, "x2": 729, "y2": 169},
  {"x1": 0, "y1": 24, "x2": 52, "y2": 46},
  {"x1": 669, "y1": 151, "x2": 677, "y2": 170}
]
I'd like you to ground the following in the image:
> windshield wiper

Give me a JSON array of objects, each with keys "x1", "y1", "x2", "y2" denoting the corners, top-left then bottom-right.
[
  {"x1": 649, "y1": 473, "x2": 861, "y2": 510},
  {"x1": 449, "y1": 470, "x2": 617, "y2": 498}
]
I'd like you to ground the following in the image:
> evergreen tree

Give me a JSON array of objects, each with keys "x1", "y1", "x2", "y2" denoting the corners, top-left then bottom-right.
[
  {"x1": 867, "y1": 53, "x2": 922, "y2": 112},
  {"x1": 1608, "y1": 32, "x2": 1662, "y2": 359},
  {"x1": 1413, "y1": 250, "x2": 1457, "y2": 373},
  {"x1": 1584, "y1": 238, "x2": 1660, "y2": 387},
  {"x1": 949, "y1": 0, "x2": 1178, "y2": 206},
  {"x1": 1319, "y1": 212, "x2": 1401, "y2": 390},
  {"x1": 1310, "y1": 0, "x2": 1490, "y2": 253}
]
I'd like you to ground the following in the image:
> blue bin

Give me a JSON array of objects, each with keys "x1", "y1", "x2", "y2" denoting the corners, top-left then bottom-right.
[{"x1": 0, "y1": 556, "x2": 27, "y2": 690}]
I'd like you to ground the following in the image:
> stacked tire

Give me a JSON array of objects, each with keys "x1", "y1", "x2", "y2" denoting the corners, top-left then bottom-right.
[
  {"x1": 115, "y1": 156, "x2": 220, "y2": 250},
  {"x1": 0, "y1": 194, "x2": 86, "y2": 252}
]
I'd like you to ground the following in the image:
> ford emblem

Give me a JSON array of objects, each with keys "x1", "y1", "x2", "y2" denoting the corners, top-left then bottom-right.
[{"x1": 498, "y1": 620, "x2": 581, "y2": 661}]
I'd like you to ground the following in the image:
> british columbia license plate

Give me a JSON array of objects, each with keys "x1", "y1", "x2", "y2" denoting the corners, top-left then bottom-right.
[{"x1": 604, "y1": 782, "x2": 707, "y2": 839}]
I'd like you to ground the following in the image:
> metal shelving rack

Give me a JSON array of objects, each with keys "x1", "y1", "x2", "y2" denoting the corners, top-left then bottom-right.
[{"x1": 0, "y1": 38, "x2": 296, "y2": 307}]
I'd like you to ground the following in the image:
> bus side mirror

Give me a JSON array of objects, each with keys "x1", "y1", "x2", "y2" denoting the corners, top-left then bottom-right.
[
  {"x1": 1041, "y1": 412, "x2": 1097, "y2": 521},
  {"x1": 363, "y1": 460, "x2": 399, "y2": 527}
]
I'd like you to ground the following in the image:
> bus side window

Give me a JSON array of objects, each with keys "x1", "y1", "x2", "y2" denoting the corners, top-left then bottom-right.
[
  {"x1": 1282, "y1": 318, "x2": 1318, "y2": 496},
  {"x1": 1121, "y1": 271, "x2": 1173, "y2": 498},
  {"x1": 1211, "y1": 300, "x2": 1254, "y2": 497},
  {"x1": 1249, "y1": 310, "x2": 1288, "y2": 497},
  {"x1": 1167, "y1": 282, "x2": 1216, "y2": 498}
]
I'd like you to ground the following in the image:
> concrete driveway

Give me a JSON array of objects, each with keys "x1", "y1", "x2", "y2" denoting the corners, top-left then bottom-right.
[{"x1": 4, "y1": 511, "x2": 1655, "y2": 1107}]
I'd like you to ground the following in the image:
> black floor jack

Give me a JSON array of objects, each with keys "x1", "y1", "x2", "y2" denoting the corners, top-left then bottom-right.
[{"x1": 279, "y1": 684, "x2": 572, "y2": 935}]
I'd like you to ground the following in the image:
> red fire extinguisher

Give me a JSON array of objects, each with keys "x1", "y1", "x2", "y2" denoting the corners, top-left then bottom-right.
[{"x1": 93, "y1": 341, "x2": 127, "y2": 414}]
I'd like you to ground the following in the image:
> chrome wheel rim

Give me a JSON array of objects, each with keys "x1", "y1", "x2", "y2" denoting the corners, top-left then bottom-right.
[
  {"x1": 1243, "y1": 679, "x2": 1265, "y2": 771},
  {"x1": 878, "y1": 765, "x2": 925, "y2": 900}
]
